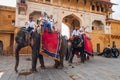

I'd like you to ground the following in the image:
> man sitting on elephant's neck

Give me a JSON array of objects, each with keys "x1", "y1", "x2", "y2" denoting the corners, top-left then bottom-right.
[
  {"x1": 72, "y1": 26, "x2": 80, "y2": 37},
  {"x1": 25, "y1": 16, "x2": 37, "y2": 44},
  {"x1": 26, "y1": 16, "x2": 36, "y2": 32}
]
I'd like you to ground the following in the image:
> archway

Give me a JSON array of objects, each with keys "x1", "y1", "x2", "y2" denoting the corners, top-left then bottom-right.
[
  {"x1": 0, "y1": 41, "x2": 3, "y2": 54},
  {"x1": 29, "y1": 11, "x2": 42, "y2": 22},
  {"x1": 62, "y1": 14, "x2": 81, "y2": 39},
  {"x1": 29, "y1": 11, "x2": 49, "y2": 25},
  {"x1": 92, "y1": 20, "x2": 104, "y2": 30}
]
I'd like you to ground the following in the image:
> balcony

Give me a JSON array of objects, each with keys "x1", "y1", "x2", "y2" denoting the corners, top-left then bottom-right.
[
  {"x1": 102, "y1": 0, "x2": 110, "y2": 2},
  {"x1": 17, "y1": 2, "x2": 27, "y2": 10}
]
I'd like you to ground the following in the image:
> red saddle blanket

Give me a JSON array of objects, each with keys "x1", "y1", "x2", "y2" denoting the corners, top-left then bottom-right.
[
  {"x1": 42, "y1": 29, "x2": 60, "y2": 60},
  {"x1": 83, "y1": 33, "x2": 93, "y2": 56}
]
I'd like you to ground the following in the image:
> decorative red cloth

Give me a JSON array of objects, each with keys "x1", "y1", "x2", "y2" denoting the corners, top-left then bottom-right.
[
  {"x1": 42, "y1": 28, "x2": 60, "y2": 60},
  {"x1": 83, "y1": 33, "x2": 93, "y2": 56}
]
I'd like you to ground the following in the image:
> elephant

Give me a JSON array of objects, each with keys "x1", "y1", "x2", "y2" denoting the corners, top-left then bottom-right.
[
  {"x1": 15, "y1": 27, "x2": 45, "y2": 73},
  {"x1": 15, "y1": 27, "x2": 68, "y2": 72},
  {"x1": 68, "y1": 35, "x2": 91, "y2": 64},
  {"x1": 68, "y1": 36, "x2": 86, "y2": 63}
]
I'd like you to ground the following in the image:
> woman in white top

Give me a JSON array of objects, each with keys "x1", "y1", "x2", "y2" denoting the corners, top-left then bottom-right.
[
  {"x1": 48, "y1": 15, "x2": 58, "y2": 32},
  {"x1": 39, "y1": 12, "x2": 52, "y2": 32}
]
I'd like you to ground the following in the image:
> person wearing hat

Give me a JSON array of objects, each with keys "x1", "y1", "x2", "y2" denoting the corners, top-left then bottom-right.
[{"x1": 26, "y1": 16, "x2": 37, "y2": 32}]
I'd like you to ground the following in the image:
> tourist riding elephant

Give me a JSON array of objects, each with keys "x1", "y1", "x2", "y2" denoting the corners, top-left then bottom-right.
[{"x1": 15, "y1": 27, "x2": 45, "y2": 73}]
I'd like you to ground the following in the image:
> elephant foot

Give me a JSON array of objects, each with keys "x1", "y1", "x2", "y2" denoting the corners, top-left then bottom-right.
[
  {"x1": 68, "y1": 61, "x2": 72, "y2": 64},
  {"x1": 54, "y1": 64, "x2": 59, "y2": 68},
  {"x1": 58, "y1": 65, "x2": 64, "y2": 69},
  {"x1": 81, "y1": 60, "x2": 85, "y2": 63},
  {"x1": 54, "y1": 63, "x2": 60, "y2": 68},
  {"x1": 91, "y1": 54, "x2": 94, "y2": 58},
  {"x1": 81, "y1": 58, "x2": 85, "y2": 63},
  {"x1": 68, "y1": 63, "x2": 72, "y2": 66},
  {"x1": 40, "y1": 65, "x2": 46, "y2": 69},
  {"x1": 15, "y1": 68, "x2": 18, "y2": 73},
  {"x1": 87, "y1": 56, "x2": 90, "y2": 60},
  {"x1": 54, "y1": 61, "x2": 60, "y2": 68},
  {"x1": 30, "y1": 68, "x2": 38, "y2": 73}
]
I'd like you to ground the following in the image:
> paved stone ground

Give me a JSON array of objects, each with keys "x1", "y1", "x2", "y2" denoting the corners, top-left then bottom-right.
[{"x1": 0, "y1": 55, "x2": 120, "y2": 80}]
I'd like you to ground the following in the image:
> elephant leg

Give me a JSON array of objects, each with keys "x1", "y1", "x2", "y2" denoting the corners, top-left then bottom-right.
[
  {"x1": 84, "y1": 54, "x2": 87, "y2": 61},
  {"x1": 65, "y1": 48, "x2": 71, "y2": 61},
  {"x1": 69, "y1": 50, "x2": 75, "y2": 63},
  {"x1": 59, "y1": 53, "x2": 64, "y2": 69},
  {"x1": 15, "y1": 45, "x2": 20, "y2": 73},
  {"x1": 87, "y1": 55, "x2": 90, "y2": 60},
  {"x1": 54, "y1": 60, "x2": 60, "y2": 68},
  {"x1": 32, "y1": 49, "x2": 37, "y2": 72},
  {"x1": 80, "y1": 53, "x2": 85, "y2": 63},
  {"x1": 65, "y1": 48, "x2": 69, "y2": 61},
  {"x1": 38, "y1": 53, "x2": 45, "y2": 69},
  {"x1": 79, "y1": 47, "x2": 85, "y2": 63}
]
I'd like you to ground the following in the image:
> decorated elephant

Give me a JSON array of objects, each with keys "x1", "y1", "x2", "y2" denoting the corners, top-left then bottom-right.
[
  {"x1": 68, "y1": 36, "x2": 86, "y2": 63},
  {"x1": 15, "y1": 27, "x2": 45, "y2": 73},
  {"x1": 68, "y1": 33, "x2": 93, "y2": 63},
  {"x1": 14, "y1": 27, "x2": 68, "y2": 73}
]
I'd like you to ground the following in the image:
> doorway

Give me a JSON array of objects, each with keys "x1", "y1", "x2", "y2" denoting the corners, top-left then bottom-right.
[{"x1": 0, "y1": 41, "x2": 3, "y2": 54}]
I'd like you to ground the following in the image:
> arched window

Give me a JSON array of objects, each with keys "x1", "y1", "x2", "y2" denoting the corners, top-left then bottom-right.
[
  {"x1": 21, "y1": 0, "x2": 25, "y2": 3},
  {"x1": 45, "y1": 0, "x2": 50, "y2": 2},
  {"x1": 62, "y1": 14, "x2": 81, "y2": 38},
  {"x1": 76, "y1": 0, "x2": 79, "y2": 3},
  {"x1": 97, "y1": 6, "x2": 99, "y2": 11},
  {"x1": 18, "y1": 7, "x2": 26, "y2": 15},
  {"x1": 92, "y1": 5, "x2": 95, "y2": 10},
  {"x1": 92, "y1": 20, "x2": 104, "y2": 30},
  {"x1": 101, "y1": 7, "x2": 104, "y2": 12}
]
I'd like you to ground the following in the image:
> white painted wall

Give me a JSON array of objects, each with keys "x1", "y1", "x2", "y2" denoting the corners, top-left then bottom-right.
[{"x1": 15, "y1": 0, "x2": 111, "y2": 34}]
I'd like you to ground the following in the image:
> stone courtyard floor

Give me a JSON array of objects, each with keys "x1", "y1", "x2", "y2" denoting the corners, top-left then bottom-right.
[{"x1": 0, "y1": 55, "x2": 120, "y2": 80}]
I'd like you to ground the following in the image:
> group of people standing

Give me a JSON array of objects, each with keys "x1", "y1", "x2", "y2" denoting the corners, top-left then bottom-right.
[{"x1": 25, "y1": 12, "x2": 58, "y2": 34}]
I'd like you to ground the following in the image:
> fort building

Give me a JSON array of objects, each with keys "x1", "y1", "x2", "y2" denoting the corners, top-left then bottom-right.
[
  {"x1": 15, "y1": 0, "x2": 115, "y2": 54},
  {"x1": 0, "y1": 5, "x2": 15, "y2": 55},
  {"x1": 1, "y1": 0, "x2": 119, "y2": 55}
]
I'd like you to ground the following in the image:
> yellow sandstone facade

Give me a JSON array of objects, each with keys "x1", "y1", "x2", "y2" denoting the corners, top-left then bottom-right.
[
  {"x1": 0, "y1": 0, "x2": 120, "y2": 55},
  {"x1": 110, "y1": 19, "x2": 120, "y2": 50},
  {"x1": 0, "y1": 0, "x2": 115, "y2": 54},
  {"x1": 0, "y1": 5, "x2": 15, "y2": 54},
  {"x1": 16, "y1": 0, "x2": 114, "y2": 54}
]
